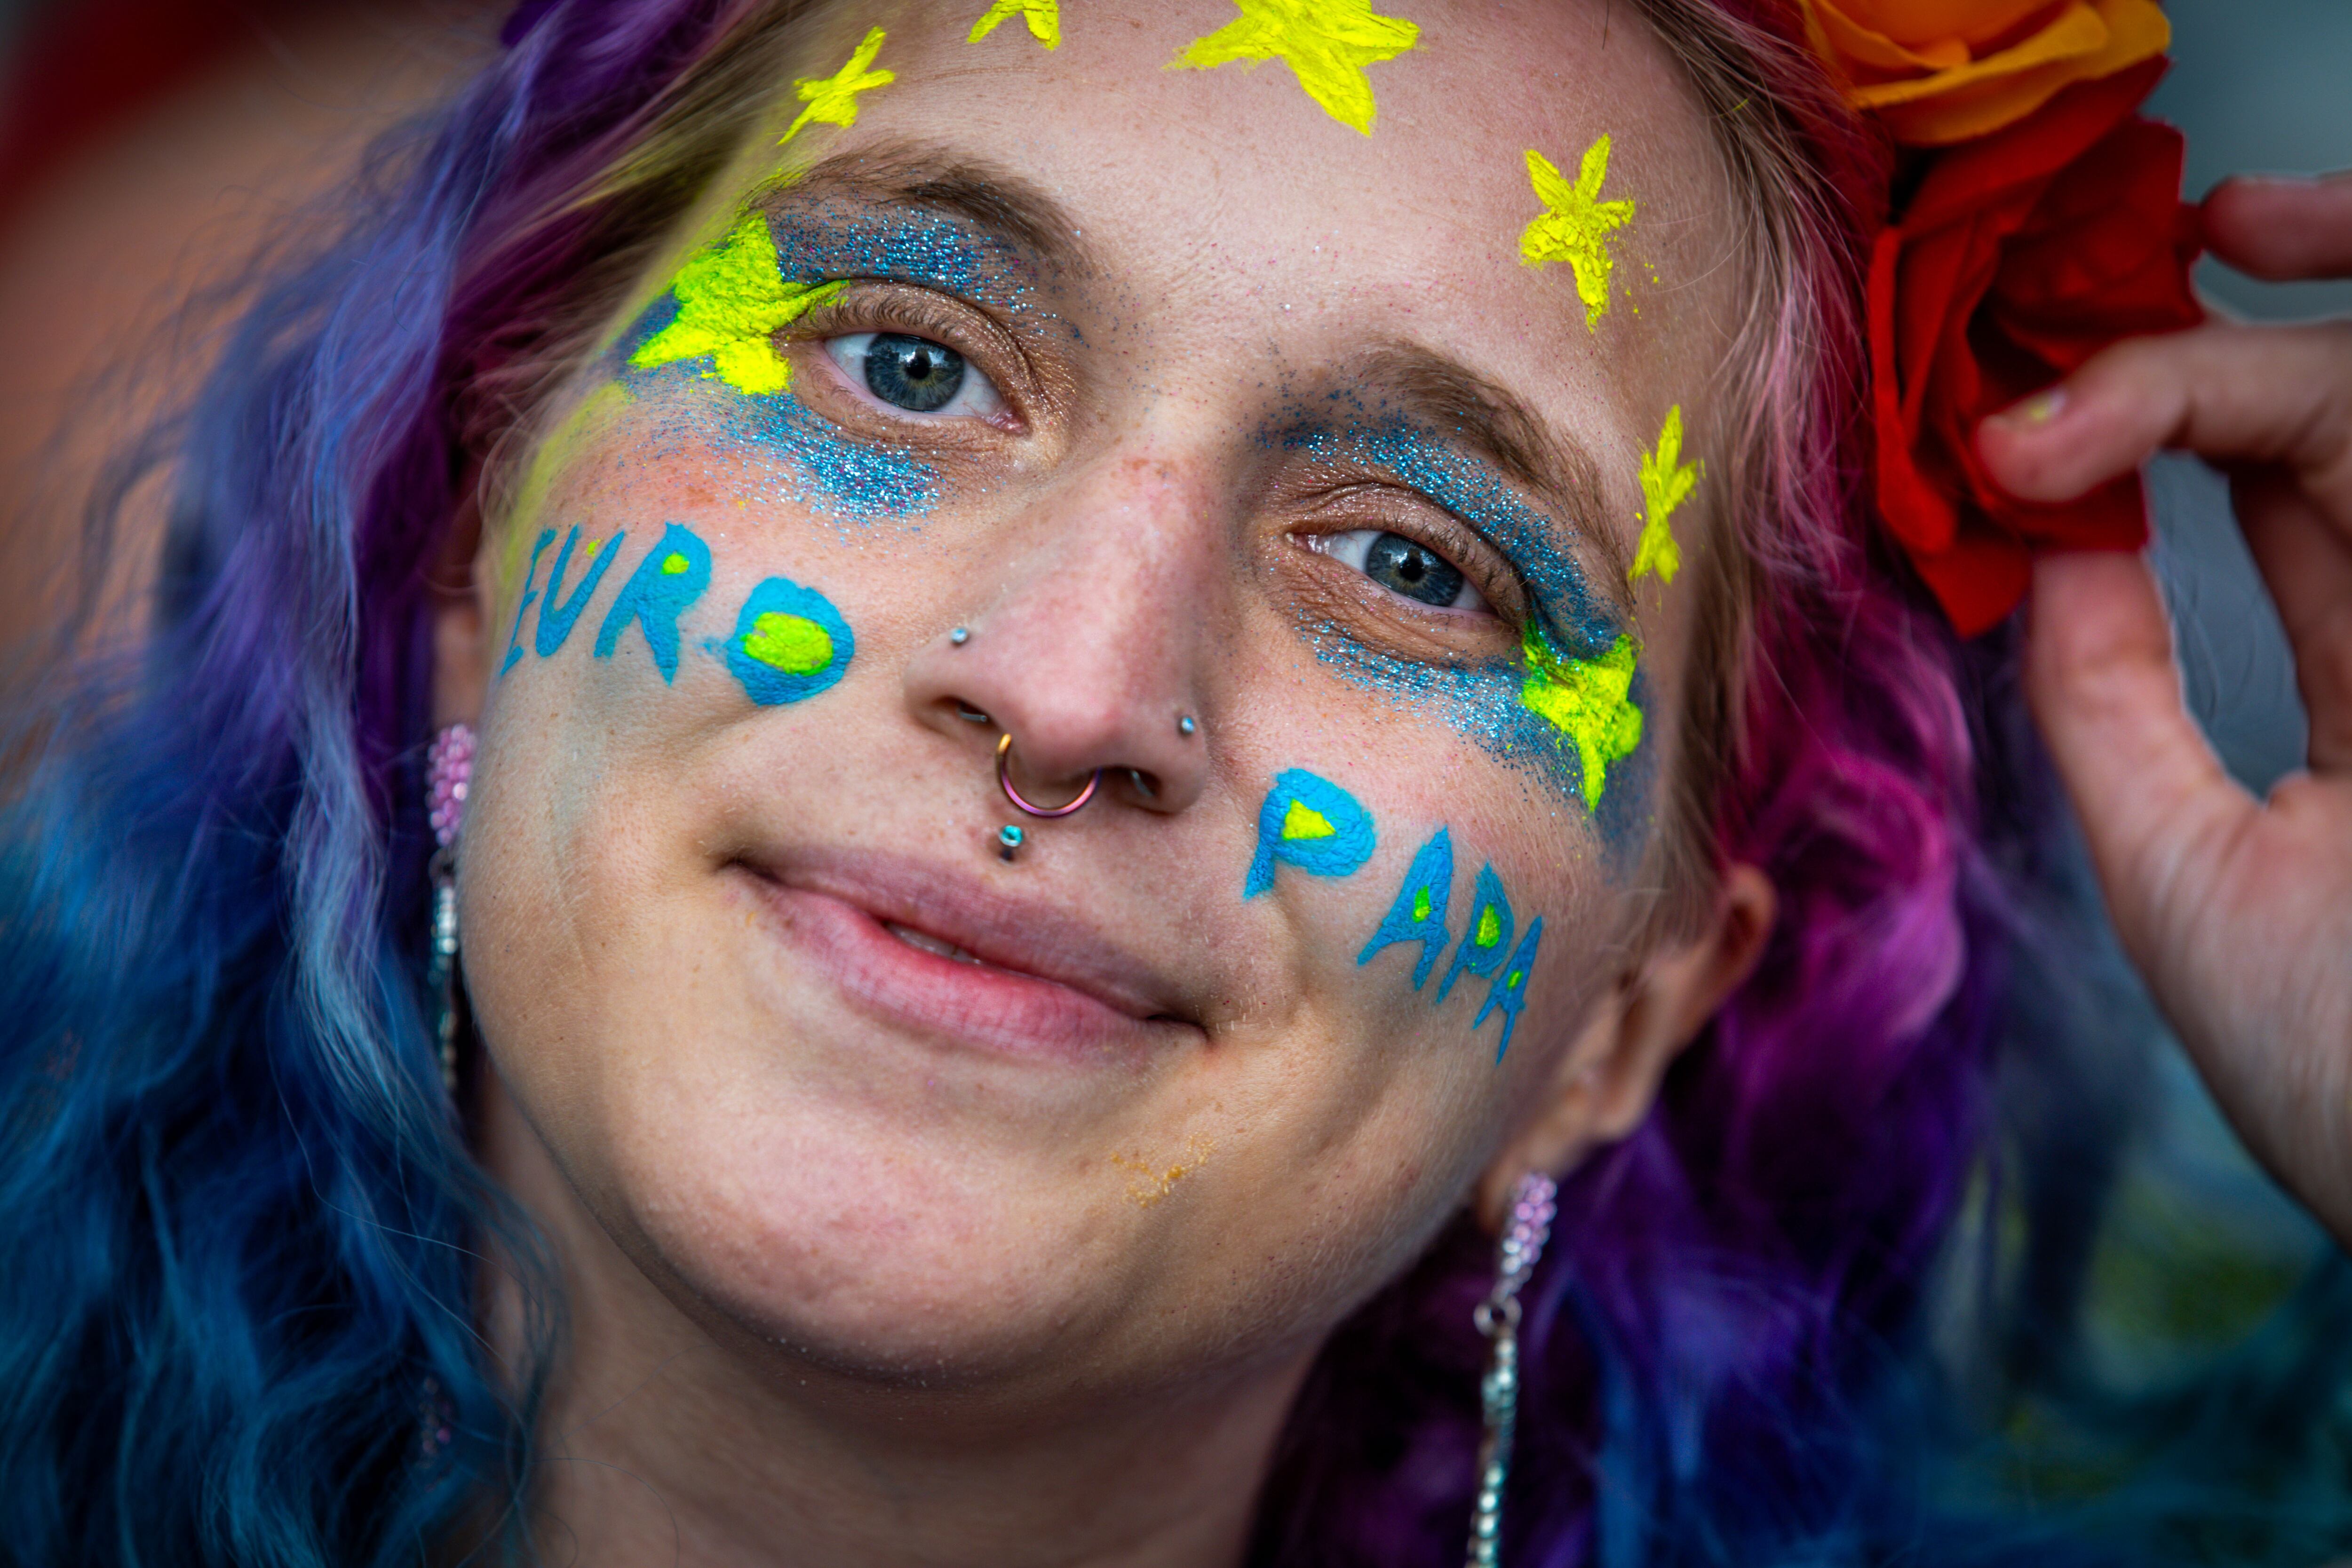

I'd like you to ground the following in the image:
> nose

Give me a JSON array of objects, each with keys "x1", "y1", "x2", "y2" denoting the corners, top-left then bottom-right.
[{"x1": 902, "y1": 451, "x2": 1222, "y2": 818}]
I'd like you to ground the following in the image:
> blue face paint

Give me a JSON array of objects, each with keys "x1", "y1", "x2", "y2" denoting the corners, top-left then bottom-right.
[
  {"x1": 721, "y1": 578, "x2": 856, "y2": 706},
  {"x1": 1471, "y1": 917, "x2": 1543, "y2": 1062},
  {"x1": 1436, "y1": 864, "x2": 1515, "y2": 1003},
  {"x1": 534, "y1": 527, "x2": 624, "y2": 659},
  {"x1": 1358, "y1": 826, "x2": 1454, "y2": 988},
  {"x1": 595, "y1": 523, "x2": 712, "y2": 683},
  {"x1": 1245, "y1": 770, "x2": 1376, "y2": 898},
  {"x1": 501, "y1": 529, "x2": 556, "y2": 676}
]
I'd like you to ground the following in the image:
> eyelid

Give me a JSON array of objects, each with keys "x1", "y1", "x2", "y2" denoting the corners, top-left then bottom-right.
[
  {"x1": 1300, "y1": 483, "x2": 1530, "y2": 626},
  {"x1": 788, "y1": 279, "x2": 1037, "y2": 414}
]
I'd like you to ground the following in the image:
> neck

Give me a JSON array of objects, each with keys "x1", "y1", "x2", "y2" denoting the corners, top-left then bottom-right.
[{"x1": 478, "y1": 1078, "x2": 1311, "y2": 1568}]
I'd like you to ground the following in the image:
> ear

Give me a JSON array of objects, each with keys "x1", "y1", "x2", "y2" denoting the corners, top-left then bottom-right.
[
  {"x1": 1474, "y1": 864, "x2": 1774, "y2": 1229},
  {"x1": 430, "y1": 499, "x2": 494, "y2": 730}
]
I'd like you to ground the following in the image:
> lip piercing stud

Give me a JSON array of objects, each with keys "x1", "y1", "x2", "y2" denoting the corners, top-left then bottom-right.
[
  {"x1": 1177, "y1": 714, "x2": 1198, "y2": 738},
  {"x1": 997, "y1": 731, "x2": 1101, "y2": 818},
  {"x1": 950, "y1": 626, "x2": 971, "y2": 646},
  {"x1": 996, "y1": 824, "x2": 1025, "y2": 862}
]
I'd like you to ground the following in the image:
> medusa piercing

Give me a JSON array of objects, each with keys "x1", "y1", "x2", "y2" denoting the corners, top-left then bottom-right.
[{"x1": 995, "y1": 824, "x2": 1025, "y2": 862}]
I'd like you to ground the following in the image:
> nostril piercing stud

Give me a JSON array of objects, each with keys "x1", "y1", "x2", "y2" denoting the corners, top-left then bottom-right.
[
  {"x1": 956, "y1": 704, "x2": 992, "y2": 724},
  {"x1": 1177, "y1": 714, "x2": 1198, "y2": 738},
  {"x1": 1128, "y1": 769, "x2": 1157, "y2": 799},
  {"x1": 949, "y1": 626, "x2": 970, "y2": 646},
  {"x1": 996, "y1": 824, "x2": 1025, "y2": 862}
]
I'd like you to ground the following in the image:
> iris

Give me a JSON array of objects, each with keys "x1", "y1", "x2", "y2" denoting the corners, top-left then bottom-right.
[
  {"x1": 864, "y1": 333, "x2": 966, "y2": 412},
  {"x1": 1362, "y1": 532, "x2": 1465, "y2": 607}
]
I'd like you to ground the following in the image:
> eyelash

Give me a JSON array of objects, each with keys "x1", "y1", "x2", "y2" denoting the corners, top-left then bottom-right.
[{"x1": 793, "y1": 285, "x2": 1022, "y2": 428}]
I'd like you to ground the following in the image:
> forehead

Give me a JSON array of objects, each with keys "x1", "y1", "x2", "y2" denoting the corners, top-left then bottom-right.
[{"x1": 766, "y1": 0, "x2": 1742, "y2": 471}]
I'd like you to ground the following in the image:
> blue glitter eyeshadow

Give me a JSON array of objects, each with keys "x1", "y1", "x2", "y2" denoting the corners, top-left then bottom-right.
[{"x1": 1281, "y1": 419, "x2": 1615, "y2": 656}]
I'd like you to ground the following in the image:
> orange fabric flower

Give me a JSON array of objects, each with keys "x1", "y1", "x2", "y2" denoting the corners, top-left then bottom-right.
[
  {"x1": 1869, "y1": 60, "x2": 2203, "y2": 634},
  {"x1": 1802, "y1": 0, "x2": 2170, "y2": 144}
]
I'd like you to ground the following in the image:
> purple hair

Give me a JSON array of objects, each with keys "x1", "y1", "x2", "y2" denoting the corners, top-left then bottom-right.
[{"x1": 5, "y1": 2, "x2": 2348, "y2": 1565}]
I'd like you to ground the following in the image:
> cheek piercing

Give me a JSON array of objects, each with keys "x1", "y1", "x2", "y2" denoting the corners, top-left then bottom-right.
[
  {"x1": 1177, "y1": 713, "x2": 1198, "y2": 738},
  {"x1": 950, "y1": 626, "x2": 971, "y2": 646}
]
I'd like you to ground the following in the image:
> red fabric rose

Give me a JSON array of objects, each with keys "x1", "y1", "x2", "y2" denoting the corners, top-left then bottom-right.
[{"x1": 1869, "y1": 57, "x2": 2204, "y2": 634}]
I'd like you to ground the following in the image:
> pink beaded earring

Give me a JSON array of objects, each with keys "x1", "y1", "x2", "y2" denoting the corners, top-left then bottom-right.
[{"x1": 425, "y1": 724, "x2": 475, "y2": 1096}]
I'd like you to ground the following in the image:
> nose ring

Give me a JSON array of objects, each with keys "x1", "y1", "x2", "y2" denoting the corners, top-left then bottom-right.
[{"x1": 996, "y1": 732, "x2": 1101, "y2": 818}]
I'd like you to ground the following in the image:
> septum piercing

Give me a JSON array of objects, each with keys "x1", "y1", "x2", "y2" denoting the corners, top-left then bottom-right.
[{"x1": 997, "y1": 732, "x2": 1101, "y2": 818}]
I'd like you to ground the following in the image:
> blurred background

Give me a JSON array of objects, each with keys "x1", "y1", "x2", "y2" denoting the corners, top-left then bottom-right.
[{"x1": 0, "y1": 0, "x2": 2342, "y2": 1358}]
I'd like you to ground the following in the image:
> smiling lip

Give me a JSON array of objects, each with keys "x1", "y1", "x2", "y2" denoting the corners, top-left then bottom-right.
[{"x1": 734, "y1": 847, "x2": 1203, "y2": 1062}]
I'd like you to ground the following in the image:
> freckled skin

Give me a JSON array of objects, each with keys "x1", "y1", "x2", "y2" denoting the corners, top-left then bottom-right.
[{"x1": 453, "y1": 1, "x2": 1745, "y2": 1559}]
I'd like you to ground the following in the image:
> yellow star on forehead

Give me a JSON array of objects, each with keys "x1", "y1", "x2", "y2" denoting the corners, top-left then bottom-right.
[
  {"x1": 1633, "y1": 404, "x2": 1700, "y2": 585},
  {"x1": 628, "y1": 212, "x2": 846, "y2": 396},
  {"x1": 782, "y1": 25, "x2": 894, "y2": 144},
  {"x1": 969, "y1": 0, "x2": 1060, "y2": 49},
  {"x1": 1519, "y1": 628, "x2": 1643, "y2": 807},
  {"x1": 1171, "y1": 0, "x2": 1421, "y2": 136},
  {"x1": 1520, "y1": 135, "x2": 1635, "y2": 330}
]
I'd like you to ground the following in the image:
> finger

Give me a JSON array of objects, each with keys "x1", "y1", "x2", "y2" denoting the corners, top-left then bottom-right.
[
  {"x1": 1977, "y1": 323, "x2": 2352, "y2": 517},
  {"x1": 2202, "y1": 172, "x2": 2352, "y2": 282},
  {"x1": 2233, "y1": 471, "x2": 2352, "y2": 773},
  {"x1": 2024, "y1": 550, "x2": 2249, "y2": 961}
]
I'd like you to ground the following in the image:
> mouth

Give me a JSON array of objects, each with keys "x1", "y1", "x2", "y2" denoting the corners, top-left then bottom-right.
[{"x1": 733, "y1": 847, "x2": 1206, "y2": 1063}]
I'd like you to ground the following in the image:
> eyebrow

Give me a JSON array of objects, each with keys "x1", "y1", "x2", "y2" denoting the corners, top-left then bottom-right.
[
  {"x1": 766, "y1": 138, "x2": 1100, "y2": 280},
  {"x1": 1351, "y1": 343, "x2": 1632, "y2": 594}
]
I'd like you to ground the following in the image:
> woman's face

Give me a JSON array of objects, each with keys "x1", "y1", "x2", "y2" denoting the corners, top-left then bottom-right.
[{"x1": 457, "y1": 0, "x2": 1740, "y2": 1394}]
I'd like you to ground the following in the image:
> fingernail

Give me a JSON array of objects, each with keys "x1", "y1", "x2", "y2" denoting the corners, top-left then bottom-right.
[{"x1": 1995, "y1": 387, "x2": 2068, "y2": 428}]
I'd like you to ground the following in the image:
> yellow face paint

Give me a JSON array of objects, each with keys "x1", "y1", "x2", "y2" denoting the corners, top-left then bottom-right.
[
  {"x1": 1518, "y1": 627, "x2": 1643, "y2": 807},
  {"x1": 1282, "y1": 798, "x2": 1337, "y2": 841},
  {"x1": 743, "y1": 612, "x2": 836, "y2": 676},
  {"x1": 627, "y1": 212, "x2": 846, "y2": 396},
  {"x1": 1171, "y1": 0, "x2": 1421, "y2": 136},
  {"x1": 1633, "y1": 405, "x2": 1700, "y2": 586},
  {"x1": 782, "y1": 25, "x2": 894, "y2": 144},
  {"x1": 969, "y1": 0, "x2": 1060, "y2": 49},
  {"x1": 1520, "y1": 136, "x2": 1635, "y2": 330}
]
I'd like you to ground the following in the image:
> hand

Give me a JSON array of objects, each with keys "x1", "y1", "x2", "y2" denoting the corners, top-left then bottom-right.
[{"x1": 1976, "y1": 171, "x2": 2352, "y2": 1247}]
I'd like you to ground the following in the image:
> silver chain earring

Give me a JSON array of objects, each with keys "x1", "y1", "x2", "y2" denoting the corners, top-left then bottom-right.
[
  {"x1": 425, "y1": 724, "x2": 475, "y2": 1097},
  {"x1": 1464, "y1": 1171, "x2": 1558, "y2": 1568}
]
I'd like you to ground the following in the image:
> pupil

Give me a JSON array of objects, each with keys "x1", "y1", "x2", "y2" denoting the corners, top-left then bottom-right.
[
  {"x1": 865, "y1": 333, "x2": 966, "y2": 413},
  {"x1": 1364, "y1": 532, "x2": 1464, "y2": 608}
]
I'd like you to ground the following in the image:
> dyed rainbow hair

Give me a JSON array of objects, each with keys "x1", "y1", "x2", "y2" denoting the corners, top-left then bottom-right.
[{"x1": 0, "y1": 2, "x2": 2345, "y2": 1565}]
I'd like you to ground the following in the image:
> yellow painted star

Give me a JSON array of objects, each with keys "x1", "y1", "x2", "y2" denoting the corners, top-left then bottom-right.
[
  {"x1": 782, "y1": 26, "x2": 894, "y2": 144},
  {"x1": 628, "y1": 212, "x2": 845, "y2": 396},
  {"x1": 1519, "y1": 628, "x2": 1642, "y2": 807},
  {"x1": 1520, "y1": 135, "x2": 1635, "y2": 329},
  {"x1": 1632, "y1": 404, "x2": 1700, "y2": 585},
  {"x1": 1171, "y1": 0, "x2": 1421, "y2": 136},
  {"x1": 969, "y1": 0, "x2": 1060, "y2": 49}
]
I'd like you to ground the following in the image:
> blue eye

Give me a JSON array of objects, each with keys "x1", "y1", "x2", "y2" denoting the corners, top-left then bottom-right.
[
  {"x1": 826, "y1": 332, "x2": 1005, "y2": 417},
  {"x1": 1319, "y1": 530, "x2": 1486, "y2": 611}
]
